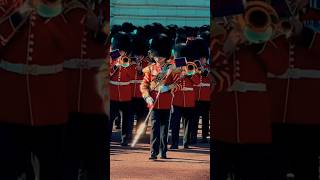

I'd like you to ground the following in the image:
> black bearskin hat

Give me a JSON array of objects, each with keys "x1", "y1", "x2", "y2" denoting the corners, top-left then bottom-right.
[
  {"x1": 200, "y1": 30, "x2": 210, "y2": 47},
  {"x1": 188, "y1": 37, "x2": 209, "y2": 60},
  {"x1": 121, "y1": 22, "x2": 135, "y2": 33},
  {"x1": 111, "y1": 31, "x2": 131, "y2": 53},
  {"x1": 131, "y1": 35, "x2": 149, "y2": 56},
  {"x1": 174, "y1": 43, "x2": 192, "y2": 60},
  {"x1": 149, "y1": 33, "x2": 172, "y2": 59}
]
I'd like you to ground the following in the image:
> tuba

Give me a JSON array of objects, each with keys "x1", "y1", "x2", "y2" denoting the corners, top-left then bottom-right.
[{"x1": 237, "y1": 1, "x2": 279, "y2": 43}]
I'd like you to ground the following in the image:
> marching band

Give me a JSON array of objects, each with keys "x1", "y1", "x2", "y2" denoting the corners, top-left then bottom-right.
[
  {"x1": 1, "y1": 0, "x2": 320, "y2": 179},
  {"x1": 108, "y1": 24, "x2": 213, "y2": 160}
]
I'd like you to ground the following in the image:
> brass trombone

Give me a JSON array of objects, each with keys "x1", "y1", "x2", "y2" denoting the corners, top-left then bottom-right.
[
  {"x1": 110, "y1": 55, "x2": 131, "y2": 77},
  {"x1": 185, "y1": 62, "x2": 198, "y2": 76},
  {"x1": 235, "y1": 1, "x2": 279, "y2": 43},
  {"x1": 119, "y1": 55, "x2": 131, "y2": 67},
  {"x1": 172, "y1": 61, "x2": 200, "y2": 76}
]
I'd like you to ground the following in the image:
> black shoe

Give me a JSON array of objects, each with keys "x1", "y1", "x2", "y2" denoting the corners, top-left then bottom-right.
[
  {"x1": 149, "y1": 155, "x2": 157, "y2": 160},
  {"x1": 127, "y1": 135, "x2": 133, "y2": 142},
  {"x1": 200, "y1": 138, "x2": 208, "y2": 143},
  {"x1": 160, "y1": 155, "x2": 167, "y2": 159},
  {"x1": 169, "y1": 145, "x2": 178, "y2": 150},
  {"x1": 183, "y1": 145, "x2": 189, "y2": 149},
  {"x1": 120, "y1": 141, "x2": 128, "y2": 146},
  {"x1": 190, "y1": 138, "x2": 197, "y2": 145}
]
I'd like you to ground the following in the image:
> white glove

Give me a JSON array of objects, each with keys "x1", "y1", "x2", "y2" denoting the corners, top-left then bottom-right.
[
  {"x1": 18, "y1": 0, "x2": 34, "y2": 15},
  {"x1": 159, "y1": 85, "x2": 169, "y2": 93},
  {"x1": 145, "y1": 96, "x2": 154, "y2": 106},
  {"x1": 112, "y1": 63, "x2": 120, "y2": 71},
  {"x1": 223, "y1": 29, "x2": 244, "y2": 56},
  {"x1": 290, "y1": 16, "x2": 303, "y2": 36}
]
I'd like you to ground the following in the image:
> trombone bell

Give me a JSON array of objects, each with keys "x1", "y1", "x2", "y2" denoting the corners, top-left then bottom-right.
[
  {"x1": 240, "y1": 1, "x2": 279, "y2": 43},
  {"x1": 185, "y1": 62, "x2": 197, "y2": 76},
  {"x1": 120, "y1": 56, "x2": 130, "y2": 68}
]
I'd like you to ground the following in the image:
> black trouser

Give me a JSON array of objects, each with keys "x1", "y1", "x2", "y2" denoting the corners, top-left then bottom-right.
[
  {"x1": 212, "y1": 140, "x2": 273, "y2": 180},
  {"x1": 114, "y1": 111, "x2": 121, "y2": 128},
  {"x1": 170, "y1": 106, "x2": 194, "y2": 147},
  {"x1": 62, "y1": 113, "x2": 109, "y2": 180},
  {"x1": 272, "y1": 123, "x2": 320, "y2": 180},
  {"x1": 110, "y1": 100, "x2": 132, "y2": 143},
  {"x1": 194, "y1": 101, "x2": 210, "y2": 140},
  {"x1": 0, "y1": 123, "x2": 64, "y2": 180},
  {"x1": 150, "y1": 109, "x2": 170, "y2": 157},
  {"x1": 131, "y1": 97, "x2": 148, "y2": 131}
]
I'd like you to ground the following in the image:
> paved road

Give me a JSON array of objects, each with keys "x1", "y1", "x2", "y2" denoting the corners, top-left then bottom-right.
[{"x1": 110, "y1": 128, "x2": 210, "y2": 180}]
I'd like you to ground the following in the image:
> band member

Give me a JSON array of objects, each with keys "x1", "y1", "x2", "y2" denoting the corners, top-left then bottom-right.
[
  {"x1": 211, "y1": 2, "x2": 288, "y2": 179},
  {"x1": 109, "y1": 31, "x2": 135, "y2": 146},
  {"x1": 62, "y1": 1, "x2": 108, "y2": 179},
  {"x1": 262, "y1": 8, "x2": 320, "y2": 179},
  {"x1": 190, "y1": 37, "x2": 211, "y2": 144},
  {"x1": 130, "y1": 35, "x2": 150, "y2": 133},
  {"x1": 0, "y1": 0, "x2": 71, "y2": 179},
  {"x1": 170, "y1": 42, "x2": 200, "y2": 149},
  {"x1": 140, "y1": 33, "x2": 181, "y2": 160}
]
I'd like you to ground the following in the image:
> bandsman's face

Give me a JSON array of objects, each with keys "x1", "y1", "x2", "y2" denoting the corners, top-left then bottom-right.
[{"x1": 200, "y1": 57, "x2": 207, "y2": 64}]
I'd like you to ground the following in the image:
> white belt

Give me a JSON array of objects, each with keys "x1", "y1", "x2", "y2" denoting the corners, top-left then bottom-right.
[
  {"x1": 227, "y1": 80, "x2": 266, "y2": 92},
  {"x1": 268, "y1": 68, "x2": 320, "y2": 79},
  {"x1": 195, "y1": 83, "x2": 211, "y2": 87},
  {"x1": 0, "y1": 60, "x2": 63, "y2": 75},
  {"x1": 109, "y1": 81, "x2": 130, "y2": 86},
  {"x1": 130, "y1": 80, "x2": 143, "y2": 84},
  {"x1": 64, "y1": 58, "x2": 104, "y2": 69},
  {"x1": 181, "y1": 87, "x2": 194, "y2": 91}
]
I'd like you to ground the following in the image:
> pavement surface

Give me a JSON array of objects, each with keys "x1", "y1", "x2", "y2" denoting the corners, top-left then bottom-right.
[{"x1": 110, "y1": 124, "x2": 210, "y2": 180}]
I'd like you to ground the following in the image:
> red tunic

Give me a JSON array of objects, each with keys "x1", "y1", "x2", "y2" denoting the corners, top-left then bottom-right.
[
  {"x1": 262, "y1": 31, "x2": 320, "y2": 125},
  {"x1": 140, "y1": 62, "x2": 182, "y2": 110},
  {"x1": 212, "y1": 41, "x2": 287, "y2": 144},
  {"x1": 131, "y1": 58, "x2": 149, "y2": 98},
  {"x1": 109, "y1": 60, "x2": 135, "y2": 102},
  {"x1": 194, "y1": 65, "x2": 211, "y2": 101},
  {"x1": 0, "y1": 10, "x2": 71, "y2": 126},
  {"x1": 63, "y1": 2, "x2": 107, "y2": 114},
  {"x1": 173, "y1": 74, "x2": 200, "y2": 107}
]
